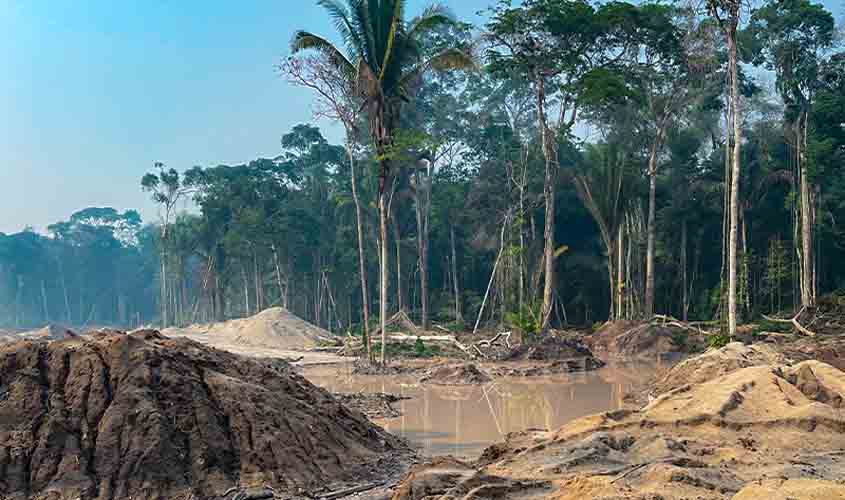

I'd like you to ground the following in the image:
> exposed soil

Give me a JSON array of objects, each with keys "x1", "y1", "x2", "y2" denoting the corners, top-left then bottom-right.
[
  {"x1": 586, "y1": 320, "x2": 706, "y2": 361},
  {"x1": 392, "y1": 343, "x2": 845, "y2": 500},
  {"x1": 419, "y1": 363, "x2": 492, "y2": 385},
  {"x1": 0, "y1": 330, "x2": 410, "y2": 500},
  {"x1": 163, "y1": 307, "x2": 336, "y2": 352}
]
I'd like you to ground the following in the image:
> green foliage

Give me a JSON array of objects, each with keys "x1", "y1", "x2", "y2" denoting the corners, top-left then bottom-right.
[
  {"x1": 670, "y1": 330, "x2": 689, "y2": 349},
  {"x1": 371, "y1": 340, "x2": 441, "y2": 359},
  {"x1": 505, "y1": 304, "x2": 542, "y2": 342},
  {"x1": 707, "y1": 330, "x2": 731, "y2": 350}
]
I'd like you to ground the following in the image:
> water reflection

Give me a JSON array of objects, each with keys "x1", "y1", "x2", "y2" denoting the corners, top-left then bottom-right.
[{"x1": 306, "y1": 361, "x2": 658, "y2": 459}]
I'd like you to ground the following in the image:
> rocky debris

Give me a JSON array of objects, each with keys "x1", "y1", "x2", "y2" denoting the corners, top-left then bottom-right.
[
  {"x1": 393, "y1": 350, "x2": 845, "y2": 500},
  {"x1": 163, "y1": 307, "x2": 335, "y2": 351},
  {"x1": 334, "y1": 392, "x2": 410, "y2": 419},
  {"x1": 782, "y1": 336, "x2": 845, "y2": 371},
  {"x1": 419, "y1": 363, "x2": 492, "y2": 385},
  {"x1": 586, "y1": 320, "x2": 706, "y2": 361},
  {"x1": 351, "y1": 358, "x2": 424, "y2": 376},
  {"x1": 0, "y1": 330, "x2": 410, "y2": 500},
  {"x1": 489, "y1": 357, "x2": 604, "y2": 377}
]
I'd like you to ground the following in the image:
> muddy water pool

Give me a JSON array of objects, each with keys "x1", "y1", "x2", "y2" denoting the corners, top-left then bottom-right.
[{"x1": 305, "y1": 360, "x2": 664, "y2": 459}]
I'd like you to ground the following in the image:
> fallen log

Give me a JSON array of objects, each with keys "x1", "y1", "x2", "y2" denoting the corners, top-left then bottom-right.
[
  {"x1": 318, "y1": 481, "x2": 384, "y2": 499},
  {"x1": 763, "y1": 306, "x2": 816, "y2": 337}
]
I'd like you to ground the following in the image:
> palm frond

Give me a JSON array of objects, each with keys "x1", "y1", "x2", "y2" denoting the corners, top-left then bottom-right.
[
  {"x1": 290, "y1": 31, "x2": 356, "y2": 78},
  {"x1": 395, "y1": 47, "x2": 476, "y2": 92},
  {"x1": 316, "y1": 0, "x2": 367, "y2": 63},
  {"x1": 406, "y1": 3, "x2": 456, "y2": 42},
  {"x1": 379, "y1": 0, "x2": 407, "y2": 82}
]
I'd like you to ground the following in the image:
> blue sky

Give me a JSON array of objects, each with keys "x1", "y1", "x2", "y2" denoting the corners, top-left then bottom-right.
[
  {"x1": 0, "y1": 0, "x2": 491, "y2": 233},
  {"x1": 0, "y1": 0, "x2": 842, "y2": 234}
]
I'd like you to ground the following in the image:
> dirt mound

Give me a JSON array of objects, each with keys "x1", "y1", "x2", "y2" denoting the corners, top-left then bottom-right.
[
  {"x1": 650, "y1": 341, "x2": 787, "y2": 395},
  {"x1": 393, "y1": 358, "x2": 845, "y2": 500},
  {"x1": 0, "y1": 330, "x2": 408, "y2": 500},
  {"x1": 732, "y1": 479, "x2": 845, "y2": 500},
  {"x1": 505, "y1": 335, "x2": 593, "y2": 361},
  {"x1": 164, "y1": 307, "x2": 334, "y2": 351},
  {"x1": 587, "y1": 320, "x2": 705, "y2": 361},
  {"x1": 419, "y1": 363, "x2": 492, "y2": 385}
]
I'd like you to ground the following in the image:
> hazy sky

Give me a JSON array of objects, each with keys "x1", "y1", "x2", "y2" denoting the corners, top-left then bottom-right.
[
  {"x1": 0, "y1": 0, "x2": 491, "y2": 233},
  {"x1": 0, "y1": 1, "x2": 842, "y2": 234}
]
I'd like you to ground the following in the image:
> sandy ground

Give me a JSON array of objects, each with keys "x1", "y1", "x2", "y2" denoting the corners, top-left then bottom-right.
[{"x1": 391, "y1": 343, "x2": 845, "y2": 500}]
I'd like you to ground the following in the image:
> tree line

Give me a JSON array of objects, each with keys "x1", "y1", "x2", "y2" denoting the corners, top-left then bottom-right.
[{"x1": 1, "y1": 0, "x2": 842, "y2": 356}]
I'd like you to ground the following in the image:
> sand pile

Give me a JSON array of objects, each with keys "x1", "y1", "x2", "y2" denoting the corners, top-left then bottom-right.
[
  {"x1": 587, "y1": 320, "x2": 706, "y2": 360},
  {"x1": 393, "y1": 346, "x2": 845, "y2": 500},
  {"x1": 17, "y1": 324, "x2": 77, "y2": 341},
  {"x1": 0, "y1": 330, "x2": 408, "y2": 500},
  {"x1": 164, "y1": 307, "x2": 334, "y2": 351}
]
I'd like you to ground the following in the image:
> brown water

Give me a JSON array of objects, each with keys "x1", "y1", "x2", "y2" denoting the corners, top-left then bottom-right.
[{"x1": 305, "y1": 360, "x2": 662, "y2": 459}]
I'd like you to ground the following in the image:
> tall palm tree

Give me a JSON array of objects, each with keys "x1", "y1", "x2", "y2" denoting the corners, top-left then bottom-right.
[{"x1": 292, "y1": 0, "x2": 473, "y2": 364}]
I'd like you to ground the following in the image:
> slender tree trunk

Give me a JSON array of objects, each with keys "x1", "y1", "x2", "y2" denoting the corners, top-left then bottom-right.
[
  {"x1": 379, "y1": 193, "x2": 389, "y2": 365},
  {"x1": 392, "y1": 211, "x2": 403, "y2": 313},
  {"x1": 727, "y1": 27, "x2": 741, "y2": 339},
  {"x1": 617, "y1": 224, "x2": 624, "y2": 321},
  {"x1": 347, "y1": 142, "x2": 372, "y2": 362},
  {"x1": 451, "y1": 225, "x2": 461, "y2": 323},
  {"x1": 536, "y1": 74, "x2": 556, "y2": 331},
  {"x1": 644, "y1": 136, "x2": 661, "y2": 318},
  {"x1": 242, "y1": 266, "x2": 250, "y2": 317},
  {"x1": 160, "y1": 244, "x2": 168, "y2": 328},
  {"x1": 59, "y1": 261, "x2": 71, "y2": 323},
  {"x1": 414, "y1": 170, "x2": 432, "y2": 330},
  {"x1": 798, "y1": 110, "x2": 815, "y2": 308},
  {"x1": 271, "y1": 244, "x2": 287, "y2": 309},
  {"x1": 681, "y1": 219, "x2": 688, "y2": 322}
]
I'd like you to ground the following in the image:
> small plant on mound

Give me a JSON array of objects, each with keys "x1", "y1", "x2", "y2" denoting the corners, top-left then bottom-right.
[
  {"x1": 371, "y1": 340, "x2": 441, "y2": 358},
  {"x1": 708, "y1": 330, "x2": 731, "y2": 349},
  {"x1": 505, "y1": 304, "x2": 541, "y2": 343},
  {"x1": 670, "y1": 330, "x2": 689, "y2": 349}
]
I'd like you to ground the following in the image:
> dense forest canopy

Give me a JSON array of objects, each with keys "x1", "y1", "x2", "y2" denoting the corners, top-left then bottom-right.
[{"x1": 1, "y1": 0, "x2": 843, "y2": 343}]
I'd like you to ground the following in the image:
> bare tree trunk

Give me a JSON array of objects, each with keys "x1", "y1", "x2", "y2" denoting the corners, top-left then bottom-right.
[
  {"x1": 617, "y1": 224, "x2": 624, "y2": 321},
  {"x1": 392, "y1": 211, "x2": 403, "y2": 313},
  {"x1": 727, "y1": 27, "x2": 741, "y2": 339},
  {"x1": 379, "y1": 193, "x2": 389, "y2": 365},
  {"x1": 451, "y1": 225, "x2": 461, "y2": 323},
  {"x1": 160, "y1": 246, "x2": 168, "y2": 328},
  {"x1": 271, "y1": 244, "x2": 287, "y2": 309},
  {"x1": 413, "y1": 169, "x2": 432, "y2": 331},
  {"x1": 681, "y1": 219, "x2": 688, "y2": 322},
  {"x1": 644, "y1": 127, "x2": 665, "y2": 318},
  {"x1": 242, "y1": 266, "x2": 250, "y2": 317},
  {"x1": 347, "y1": 143, "x2": 372, "y2": 362},
  {"x1": 645, "y1": 151, "x2": 657, "y2": 318},
  {"x1": 798, "y1": 111, "x2": 815, "y2": 308},
  {"x1": 40, "y1": 280, "x2": 49, "y2": 323},
  {"x1": 536, "y1": 74, "x2": 556, "y2": 331}
]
